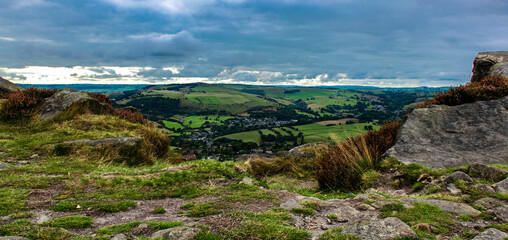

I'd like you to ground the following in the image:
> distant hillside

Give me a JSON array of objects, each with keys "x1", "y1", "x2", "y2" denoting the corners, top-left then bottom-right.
[{"x1": 0, "y1": 77, "x2": 24, "y2": 94}]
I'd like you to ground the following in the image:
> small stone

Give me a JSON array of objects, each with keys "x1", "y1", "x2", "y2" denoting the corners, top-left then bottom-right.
[
  {"x1": 472, "y1": 228, "x2": 508, "y2": 240},
  {"x1": 30, "y1": 154, "x2": 39, "y2": 159},
  {"x1": 412, "y1": 223, "x2": 432, "y2": 233},
  {"x1": 417, "y1": 173, "x2": 429, "y2": 182},
  {"x1": 240, "y1": 177, "x2": 255, "y2": 186},
  {"x1": 110, "y1": 234, "x2": 127, "y2": 240},
  {"x1": 469, "y1": 163, "x2": 508, "y2": 182},
  {"x1": 474, "y1": 184, "x2": 496, "y2": 194},
  {"x1": 0, "y1": 237, "x2": 30, "y2": 240},
  {"x1": 17, "y1": 161, "x2": 28, "y2": 165},
  {"x1": 330, "y1": 206, "x2": 360, "y2": 219},
  {"x1": 392, "y1": 190, "x2": 407, "y2": 197},
  {"x1": 357, "y1": 204, "x2": 375, "y2": 211},
  {"x1": 342, "y1": 217, "x2": 417, "y2": 240},
  {"x1": 493, "y1": 178, "x2": 508, "y2": 194},
  {"x1": 446, "y1": 184, "x2": 462, "y2": 195},
  {"x1": 321, "y1": 225, "x2": 329, "y2": 230},
  {"x1": 151, "y1": 227, "x2": 201, "y2": 240},
  {"x1": 444, "y1": 171, "x2": 473, "y2": 184},
  {"x1": 474, "y1": 197, "x2": 505, "y2": 210},
  {"x1": 487, "y1": 207, "x2": 508, "y2": 222}
]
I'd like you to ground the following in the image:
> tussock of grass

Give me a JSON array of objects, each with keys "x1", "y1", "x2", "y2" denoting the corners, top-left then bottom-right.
[
  {"x1": 51, "y1": 200, "x2": 136, "y2": 213},
  {"x1": 291, "y1": 207, "x2": 315, "y2": 216},
  {"x1": 94, "y1": 221, "x2": 183, "y2": 236},
  {"x1": 41, "y1": 215, "x2": 93, "y2": 229},
  {"x1": 152, "y1": 207, "x2": 166, "y2": 214},
  {"x1": 316, "y1": 122, "x2": 400, "y2": 191},
  {"x1": 181, "y1": 202, "x2": 222, "y2": 217},
  {"x1": 320, "y1": 227, "x2": 359, "y2": 240},
  {"x1": 225, "y1": 208, "x2": 310, "y2": 240},
  {"x1": 0, "y1": 220, "x2": 75, "y2": 239}
]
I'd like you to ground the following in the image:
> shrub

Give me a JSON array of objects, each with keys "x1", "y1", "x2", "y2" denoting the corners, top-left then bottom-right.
[
  {"x1": 418, "y1": 75, "x2": 508, "y2": 108},
  {"x1": 89, "y1": 92, "x2": 113, "y2": 105},
  {"x1": 113, "y1": 108, "x2": 148, "y2": 125},
  {"x1": 0, "y1": 87, "x2": 57, "y2": 121},
  {"x1": 316, "y1": 122, "x2": 400, "y2": 191}
]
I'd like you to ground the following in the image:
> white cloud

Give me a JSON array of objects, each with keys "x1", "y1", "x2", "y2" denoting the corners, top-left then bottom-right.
[
  {"x1": 0, "y1": 37, "x2": 15, "y2": 42},
  {"x1": 0, "y1": 66, "x2": 457, "y2": 87},
  {"x1": 102, "y1": 0, "x2": 245, "y2": 14}
]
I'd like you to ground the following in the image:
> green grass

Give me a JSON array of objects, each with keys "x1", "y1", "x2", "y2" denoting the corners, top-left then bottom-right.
[
  {"x1": 163, "y1": 120, "x2": 184, "y2": 130},
  {"x1": 41, "y1": 215, "x2": 93, "y2": 229},
  {"x1": 291, "y1": 207, "x2": 315, "y2": 216},
  {"x1": 320, "y1": 227, "x2": 359, "y2": 240},
  {"x1": 152, "y1": 207, "x2": 166, "y2": 214},
  {"x1": 224, "y1": 208, "x2": 310, "y2": 240},
  {"x1": 181, "y1": 202, "x2": 222, "y2": 217},
  {"x1": 94, "y1": 221, "x2": 183, "y2": 236},
  {"x1": 219, "y1": 122, "x2": 378, "y2": 144},
  {"x1": 380, "y1": 202, "x2": 454, "y2": 235},
  {"x1": 51, "y1": 200, "x2": 136, "y2": 213}
]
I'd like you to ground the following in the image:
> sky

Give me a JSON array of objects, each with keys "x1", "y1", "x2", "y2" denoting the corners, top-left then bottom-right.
[{"x1": 0, "y1": 0, "x2": 507, "y2": 87}]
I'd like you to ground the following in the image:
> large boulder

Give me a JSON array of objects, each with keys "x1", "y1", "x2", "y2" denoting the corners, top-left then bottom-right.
[
  {"x1": 341, "y1": 217, "x2": 417, "y2": 240},
  {"x1": 151, "y1": 227, "x2": 201, "y2": 240},
  {"x1": 0, "y1": 77, "x2": 24, "y2": 94},
  {"x1": 472, "y1": 228, "x2": 508, "y2": 240},
  {"x1": 385, "y1": 96, "x2": 508, "y2": 169},
  {"x1": 38, "y1": 88, "x2": 109, "y2": 122},
  {"x1": 469, "y1": 163, "x2": 508, "y2": 182},
  {"x1": 471, "y1": 51, "x2": 508, "y2": 82}
]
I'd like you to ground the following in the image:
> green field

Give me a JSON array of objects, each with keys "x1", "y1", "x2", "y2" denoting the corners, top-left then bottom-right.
[
  {"x1": 218, "y1": 122, "x2": 378, "y2": 144},
  {"x1": 174, "y1": 115, "x2": 234, "y2": 129}
]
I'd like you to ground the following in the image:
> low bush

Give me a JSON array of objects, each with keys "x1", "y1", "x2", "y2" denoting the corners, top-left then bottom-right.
[
  {"x1": 418, "y1": 75, "x2": 508, "y2": 108},
  {"x1": 0, "y1": 87, "x2": 57, "y2": 121},
  {"x1": 316, "y1": 122, "x2": 400, "y2": 191}
]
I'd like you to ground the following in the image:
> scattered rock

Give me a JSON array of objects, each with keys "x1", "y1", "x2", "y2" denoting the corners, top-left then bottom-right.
[
  {"x1": 0, "y1": 237, "x2": 30, "y2": 240},
  {"x1": 64, "y1": 137, "x2": 142, "y2": 147},
  {"x1": 402, "y1": 199, "x2": 481, "y2": 216},
  {"x1": 469, "y1": 163, "x2": 508, "y2": 182},
  {"x1": 474, "y1": 184, "x2": 496, "y2": 195},
  {"x1": 474, "y1": 197, "x2": 506, "y2": 210},
  {"x1": 444, "y1": 172, "x2": 474, "y2": 184},
  {"x1": 240, "y1": 177, "x2": 256, "y2": 186},
  {"x1": 471, "y1": 51, "x2": 508, "y2": 82},
  {"x1": 0, "y1": 162, "x2": 10, "y2": 171},
  {"x1": 385, "y1": 96, "x2": 508, "y2": 169},
  {"x1": 472, "y1": 228, "x2": 508, "y2": 240},
  {"x1": 289, "y1": 214, "x2": 305, "y2": 228},
  {"x1": 493, "y1": 178, "x2": 508, "y2": 194},
  {"x1": 330, "y1": 206, "x2": 360, "y2": 219},
  {"x1": 412, "y1": 223, "x2": 432, "y2": 233},
  {"x1": 342, "y1": 217, "x2": 418, "y2": 240},
  {"x1": 487, "y1": 207, "x2": 508, "y2": 222},
  {"x1": 151, "y1": 227, "x2": 201, "y2": 240},
  {"x1": 110, "y1": 234, "x2": 127, "y2": 240},
  {"x1": 446, "y1": 184, "x2": 462, "y2": 195},
  {"x1": 357, "y1": 204, "x2": 375, "y2": 211},
  {"x1": 38, "y1": 88, "x2": 108, "y2": 122}
]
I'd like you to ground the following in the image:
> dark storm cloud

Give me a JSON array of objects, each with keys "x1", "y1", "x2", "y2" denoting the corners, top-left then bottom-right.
[{"x1": 0, "y1": 0, "x2": 507, "y2": 86}]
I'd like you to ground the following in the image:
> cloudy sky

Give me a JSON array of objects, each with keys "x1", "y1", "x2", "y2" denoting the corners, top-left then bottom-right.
[{"x1": 0, "y1": 0, "x2": 507, "y2": 87}]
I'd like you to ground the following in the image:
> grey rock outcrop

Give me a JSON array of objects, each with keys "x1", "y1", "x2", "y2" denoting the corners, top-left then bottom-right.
[
  {"x1": 0, "y1": 77, "x2": 24, "y2": 93},
  {"x1": 38, "y1": 88, "x2": 108, "y2": 122},
  {"x1": 341, "y1": 217, "x2": 417, "y2": 240},
  {"x1": 474, "y1": 197, "x2": 505, "y2": 210},
  {"x1": 385, "y1": 96, "x2": 508, "y2": 169},
  {"x1": 444, "y1": 171, "x2": 473, "y2": 183},
  {"x1": 469, "y1": 163, "x2": 508, "y2": 182},
  {"x1": 471, "y1": 51, "x2": 508, "y2": 82},
  {"x1": 151, "y1": 227, "x2": 201, "y2": 240},
  {"x1": 402, "y1": 199, "x2": 481, "y2": 216},
  {"x1": 472, "y1": 228, "x2": 508, "y2": 240}
]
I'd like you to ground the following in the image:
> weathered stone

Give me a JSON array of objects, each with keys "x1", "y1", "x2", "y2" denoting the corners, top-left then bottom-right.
[
  {"x1": 446, "y1": 183, "x2": 462, "y2": 195},
  {"x1": 342, "y1": 217, "x2": 417, "y2": 240},
  {"x1": 493, "y1": 178, "x2": 508, "y2": 194},
  {"x1": 240, "y1": 177, "x2": 255, "y2": 186},
  {"x1": 471, "y1": 51, "x2": 508, "y2": 82},
  {"x1": 474, "y1": 184, "x2": 496, "y2": 195},
  {"x1": 0, "y1": 237, "x2": 30, "y2": 240},
  {"x1": 64, "y1": 137, "x2": 142, "y2": 147},
  {"x1": 0, "y1": 77, "x2": 24, "y2": 93},
  {"x1": 469, "y1": 163, "x2": 508, "y2": 182},
  {"x1": 472, "y1": 228, "x2": 508, "y2": 240},
  {"x1": 110, "y1": 234, "x2": 127, "y2": 240},
  {"x1": 330, "y1": 206, "x2": 360, "y2": 219},
  {"x1": 474, "y1": 197, "x2": 505, "y2": 210},
  {"x1": 444, "y1": 172, "x2": 474, "y2": 184},
  {"x1": 0, "y1": 162, "x2": 10, "y2": 171},
  {"x1": 487, "y1": 207, "x2": 508, "y2": 222},
  {"x1": 151, "y1": 227, "x2": 201, "y2": 240},
  {"x1": 385, "y1": 96, "x2": 508, "y2": 169},
  {"x1": 38, "y1": 88, "x2": 109, "y2": 122},
  {"x1": 412, "y1": 223, "x2": 432, "y2": 233},
  {"x1": 402, "y1": 199, "x2": 481, "y2": 216},
  {"x1": 357, "y1": 204, "x2": 375, "y2": 211}
]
